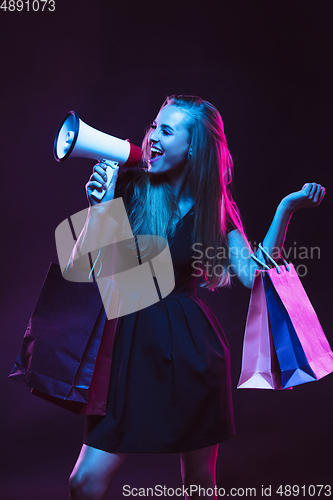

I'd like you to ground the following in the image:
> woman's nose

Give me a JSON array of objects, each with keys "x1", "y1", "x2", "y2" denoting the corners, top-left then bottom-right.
[{"x1": 149, "y1": 128, "x2": 159, "y2": 143}]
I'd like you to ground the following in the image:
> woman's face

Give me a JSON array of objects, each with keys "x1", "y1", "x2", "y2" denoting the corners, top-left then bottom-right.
[{"x1": 148, "y1": 105, "x2": 190, "y2": 174}]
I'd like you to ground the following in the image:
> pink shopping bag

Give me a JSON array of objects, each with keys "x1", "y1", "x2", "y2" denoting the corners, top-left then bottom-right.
[{"x1": 238, "y1": 270, "x2": 287, "y2": 390}]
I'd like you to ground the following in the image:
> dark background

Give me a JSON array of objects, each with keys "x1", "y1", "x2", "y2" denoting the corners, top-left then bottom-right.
[{"x1": 1, "y1": 1, "x2": 332, "y2": 499}]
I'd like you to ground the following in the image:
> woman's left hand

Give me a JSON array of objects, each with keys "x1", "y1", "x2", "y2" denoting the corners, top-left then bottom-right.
[{"x1": 281, "y1": 182, "x2": 325, "y2": 213}]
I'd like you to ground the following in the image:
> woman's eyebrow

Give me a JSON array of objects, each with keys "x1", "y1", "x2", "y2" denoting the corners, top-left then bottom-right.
[{"x1": 152, "y1": 121, "x2": 175, "y2": 132}]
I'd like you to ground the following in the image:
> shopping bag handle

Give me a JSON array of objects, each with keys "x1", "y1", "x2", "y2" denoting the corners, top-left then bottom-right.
[{"x1": 251, "y1": 243, "x2": 290, "y2": 275}]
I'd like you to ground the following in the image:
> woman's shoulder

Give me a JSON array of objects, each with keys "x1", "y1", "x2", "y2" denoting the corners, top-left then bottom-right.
[
  {"x1": 226, "y1": 218, "x2": 237, "y2": 234},
  {"x1": 117, "y1": 167, "x2": 146, "y2": 186}
]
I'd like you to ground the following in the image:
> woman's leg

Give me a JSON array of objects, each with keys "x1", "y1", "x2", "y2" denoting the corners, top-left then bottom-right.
[
  {"x1": 180, "y1": 444, "x2": 219, "y2": 500},
  {"x1": 69, "y1": 444, "x2": 128, "y2": 500}
]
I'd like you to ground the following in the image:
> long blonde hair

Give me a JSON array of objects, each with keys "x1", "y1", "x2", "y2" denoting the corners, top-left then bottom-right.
[{"x1": 126, "y1": 95, "x2": 245, "y2": 290}]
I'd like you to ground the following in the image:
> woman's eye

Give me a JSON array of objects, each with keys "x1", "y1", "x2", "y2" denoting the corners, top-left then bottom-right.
[{"x1": 150, "y1": 124, "x2": 171, "y2": 135}]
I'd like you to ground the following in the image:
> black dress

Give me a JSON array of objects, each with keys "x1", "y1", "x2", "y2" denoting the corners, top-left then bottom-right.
[{"x1": 83, "y1": 170, "x2": 235, "y2": 453}]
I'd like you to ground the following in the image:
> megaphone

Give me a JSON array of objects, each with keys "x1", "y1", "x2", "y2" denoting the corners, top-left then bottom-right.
[{"x1": 54, "y1": 110, "x2": 142, "y2": 201}]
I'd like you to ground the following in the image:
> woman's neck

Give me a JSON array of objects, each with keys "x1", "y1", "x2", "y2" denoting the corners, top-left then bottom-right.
[{"x1": 164, "y1": 163, "x2": 192, "y2": 202}]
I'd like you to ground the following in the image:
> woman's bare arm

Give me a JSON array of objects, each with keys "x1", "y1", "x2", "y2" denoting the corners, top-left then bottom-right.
[{"x1": 228, "y1": 182, "x2": 325, "y2": 288}]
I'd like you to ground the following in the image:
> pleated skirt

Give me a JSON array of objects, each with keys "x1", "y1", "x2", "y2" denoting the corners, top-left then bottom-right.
[{"x1": 84, "y1": 289, "x2": 235, "y2": 453}]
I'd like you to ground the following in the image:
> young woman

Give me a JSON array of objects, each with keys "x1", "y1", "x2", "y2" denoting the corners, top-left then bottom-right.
[{"x1": 68, "y1": 95, "x2": 325, "y2": 499}]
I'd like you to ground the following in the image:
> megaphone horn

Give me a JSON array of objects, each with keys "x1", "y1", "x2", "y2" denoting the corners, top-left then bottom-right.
[{"x1": 53, "y1": 110, "x2": 142, "y2": 201}]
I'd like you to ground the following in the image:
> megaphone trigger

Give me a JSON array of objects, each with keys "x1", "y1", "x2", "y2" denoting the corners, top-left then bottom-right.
[{"x1": 91, "y1": 160, "x2": 119, "y2": 201}]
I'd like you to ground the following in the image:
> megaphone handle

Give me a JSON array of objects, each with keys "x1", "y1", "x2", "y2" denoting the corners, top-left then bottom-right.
[{"x1": 91, "y1": 160, "x2": 119, "y2": 201}]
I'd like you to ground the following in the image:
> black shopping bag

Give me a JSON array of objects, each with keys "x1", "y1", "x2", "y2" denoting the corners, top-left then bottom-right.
[{"x1": 9, "y1": 263, "x2": 112, "y2": 410}]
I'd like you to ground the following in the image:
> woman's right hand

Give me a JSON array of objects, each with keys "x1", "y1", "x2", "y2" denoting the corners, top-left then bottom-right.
[{"x1": 86, "y1": 162, "x2": 120, "y2": 206}]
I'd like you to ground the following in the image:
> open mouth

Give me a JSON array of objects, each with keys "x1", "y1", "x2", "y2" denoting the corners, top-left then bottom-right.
[{"x1": 149, "y1": 147, "x2": 164, "y2": 163}]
